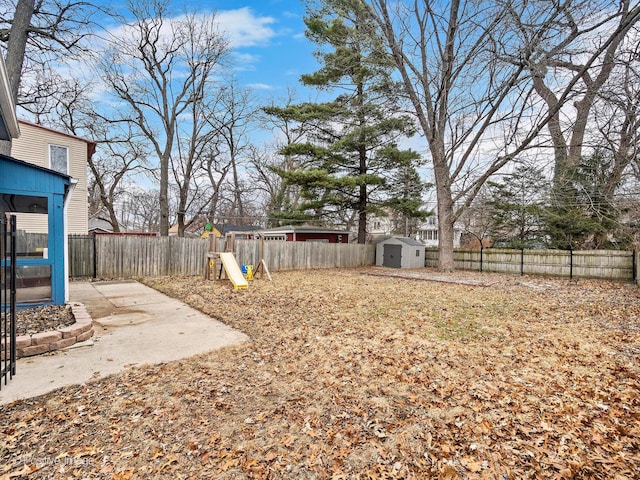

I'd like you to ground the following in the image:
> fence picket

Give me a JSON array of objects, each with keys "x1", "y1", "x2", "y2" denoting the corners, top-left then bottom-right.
[
  {"x1": 67, "y1": 237, "x2": 637, "y2": 283},
  {"x1": 67, "y1": 236, "x2": 375, "y2": 278},
  {"x1": 425, "y1": 247, "x2": 635, "y2": 281}
]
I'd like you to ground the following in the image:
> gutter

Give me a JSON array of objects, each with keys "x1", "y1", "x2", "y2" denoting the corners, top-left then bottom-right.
[{"x1": 63, "y1": 179, "x2": 78, "y2": 302}]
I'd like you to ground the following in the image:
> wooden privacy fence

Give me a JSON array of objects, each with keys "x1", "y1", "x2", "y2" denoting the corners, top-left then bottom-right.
[
  {"x1": 68, "y1": 235, "x2": 95, "y2": 277},
  {"x1": 425, "y1": 247, "x2": 638, "y2": 282},
  {"x1": 68, "y1": 235, "x2": 376, "y2": 278},
  {"x1": 234, "y1": 239, "x2": 375, "y2": 272}
]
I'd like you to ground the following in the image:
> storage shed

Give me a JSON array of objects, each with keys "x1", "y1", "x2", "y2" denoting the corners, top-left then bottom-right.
[{"x1": 376, "y1": 236, "x2": 425, "y2": 269}]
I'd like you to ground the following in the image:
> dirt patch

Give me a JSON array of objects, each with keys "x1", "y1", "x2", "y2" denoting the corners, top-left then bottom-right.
[{"x1": 1, "y1": 268, "x2": 639, "y2": 479}]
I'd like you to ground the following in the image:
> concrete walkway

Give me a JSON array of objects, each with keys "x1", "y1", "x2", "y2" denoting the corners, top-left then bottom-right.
[{"x1": 0, "y1": 280, "x2": 248, "y2": 405}]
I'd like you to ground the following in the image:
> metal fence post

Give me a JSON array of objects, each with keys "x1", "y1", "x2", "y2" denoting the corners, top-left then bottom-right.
[
  {"x1": 569, "y1": 247, "x2": 574, "y2": 280},
  {"x1": 9, "y1": 216, "x2": 16, "y2": 376}
]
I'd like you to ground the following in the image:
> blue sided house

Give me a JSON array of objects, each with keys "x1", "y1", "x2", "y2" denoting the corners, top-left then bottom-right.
[{"x1": 0, "y1": 155, "x2": 74, "y2": 306}]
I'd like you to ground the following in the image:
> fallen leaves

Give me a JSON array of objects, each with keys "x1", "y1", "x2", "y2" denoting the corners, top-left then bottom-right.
[{"x1": 1, "y1": 269, "x2": 639, "y2": 478}]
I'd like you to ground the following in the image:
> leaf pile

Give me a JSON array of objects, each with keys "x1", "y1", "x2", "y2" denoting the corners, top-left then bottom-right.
[
  {"x1": 1, "y1": 268, "x2": 639, "y2": 479},
  {"x1": 15, "y1": 305, "x2": 75, "y2": 336}
]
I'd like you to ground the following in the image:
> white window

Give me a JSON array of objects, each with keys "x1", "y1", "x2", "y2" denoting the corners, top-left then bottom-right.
[{"x1": 49, "y1": 145, "x2": 69, "y2": 175}]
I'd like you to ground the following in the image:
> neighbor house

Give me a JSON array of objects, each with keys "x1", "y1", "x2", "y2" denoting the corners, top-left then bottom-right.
[
  {"x1": 11, "y1": 120, "x2": 96, "y2": 234},
  {"x1": 258, "y1": 225, "x2": 350, "y2": 243},
  {"x1": 416, "y1": 215, "x2": 464, "y2": 248}
]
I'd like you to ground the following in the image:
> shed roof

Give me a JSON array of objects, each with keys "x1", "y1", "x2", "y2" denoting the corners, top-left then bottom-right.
[{"x1": 376, "y1": 235, "x2": 424, "y2": 247}]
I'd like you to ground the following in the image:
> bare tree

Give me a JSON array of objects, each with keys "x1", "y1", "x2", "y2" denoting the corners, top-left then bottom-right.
[
  {"x1": 0, "y1": 0, "x2": 103, "y2": 153},
  {"x1": 88, "y1": 131, "x2": 148, "y2": 233},
  {"x1": 594, "y1": 37, "x2": 640, "y2": 195},
  {"x1": 36, "y1": 76, "x2": 149, "y2": 233},
  {"x1": 355, "y1": 0, "x2": 640, "y2": 269},
  {"x1": 0, "y1": 0, "x2": 104, "y2": 102},
  {"x1": 98, "y1": 1, "x2": 228, "y2": 236},
  {"x1": 206, "y1": 78, "x2": 256, "y2": 226},
  {"x1": 119, "y1": 187, "x2": 160, "y2": 232},
  {"x1": 505, "y1": 0, "x2": 640, "y2": 186},
  {"x1": 246, "y1": 145, "x2": 285, "y2": 225}
]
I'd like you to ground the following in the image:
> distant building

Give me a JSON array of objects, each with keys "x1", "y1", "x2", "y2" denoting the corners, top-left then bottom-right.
[
  {"x1": 416, "y1": 215, "x2": 464, "y2": 248},
  {"x1": 88, "y1": 217, "x2": 114, "y2": 235},
  {"x1": 258, "y1": 225, "x2": 350, "y2": 243}
]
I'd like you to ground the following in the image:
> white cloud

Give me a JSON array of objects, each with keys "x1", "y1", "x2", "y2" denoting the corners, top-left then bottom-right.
[
  {"x1": 217, "y1": 8, "x2": 276, "y2": 48},
  {"x1": 248, "y1": 83, "x2": 273, "y2": 90}
]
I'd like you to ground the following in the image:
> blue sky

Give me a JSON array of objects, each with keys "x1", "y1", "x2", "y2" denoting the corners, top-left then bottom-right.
[{"x1": 165, "y1": 0, "x2": 320, "y2": 100}]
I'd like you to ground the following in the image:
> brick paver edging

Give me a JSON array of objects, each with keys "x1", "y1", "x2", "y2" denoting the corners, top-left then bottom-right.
[{"x1": 14, "y1": 303, "x2": 94, "y2": 358}]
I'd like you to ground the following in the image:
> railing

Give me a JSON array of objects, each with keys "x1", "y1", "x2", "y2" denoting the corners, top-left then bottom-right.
[{"x1": 1, "y1": 215, "x2": 17, "y2": 388}]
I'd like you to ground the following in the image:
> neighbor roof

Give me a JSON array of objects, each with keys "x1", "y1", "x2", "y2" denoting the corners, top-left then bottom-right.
[{"x1": 260, "y1": 224, "x2": 349, "y2": 235}]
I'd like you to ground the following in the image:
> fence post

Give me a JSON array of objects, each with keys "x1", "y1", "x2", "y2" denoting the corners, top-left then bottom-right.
[
  {"x1": 92, "y1": 234, "x2": 97, "y2": 279},
  {"x1": 569, "y1": 247, "x2": 574, "y2": 280},
  {"x1": 480, "y1": 246, "x2": 483, "y2": 272},
  {"x1": 520, "y1": 248, "x2": 525, "y2": 276}
]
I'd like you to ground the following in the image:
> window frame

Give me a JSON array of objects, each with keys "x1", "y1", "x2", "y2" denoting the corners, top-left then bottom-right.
[{"x1": 49, "y1": 144, "x2": 69, "y2": 175}]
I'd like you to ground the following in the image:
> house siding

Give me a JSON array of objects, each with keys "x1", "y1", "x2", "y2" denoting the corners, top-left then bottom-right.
[{"x1": 11, "y1": 121, "x2": 90, "y2": 234}]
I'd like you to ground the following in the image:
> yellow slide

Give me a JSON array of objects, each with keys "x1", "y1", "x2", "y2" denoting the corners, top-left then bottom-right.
[{"x1": 219, "y1": 252, "x2": 249, "y2": 289}]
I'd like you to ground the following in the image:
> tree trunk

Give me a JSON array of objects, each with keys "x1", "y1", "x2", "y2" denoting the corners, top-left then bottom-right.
[
  {"x1": 358, "y1": 183, "x2": 367, "y2": 244},
  {"x1": 434, "y1": 164, "x2": 455, "y2": 271},
  {"x1": 159, "y1": 152, "x2": 170, "y2": 236},
  {"x1": 357, "y1": 80, "x2": 367, "y2": 244},
  {"x1": 5, "y1": 0, "x2": 35, "y2": 105}
]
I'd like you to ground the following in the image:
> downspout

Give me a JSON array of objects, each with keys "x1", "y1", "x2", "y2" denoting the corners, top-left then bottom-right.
[{"x1": 63, "y1": 178, "x2": 78, "y2": 302}]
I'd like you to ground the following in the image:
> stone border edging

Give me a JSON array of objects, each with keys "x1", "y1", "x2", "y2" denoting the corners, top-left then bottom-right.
[{"x1": 14, "y1": 303, "x2": 94, "y2": 358}]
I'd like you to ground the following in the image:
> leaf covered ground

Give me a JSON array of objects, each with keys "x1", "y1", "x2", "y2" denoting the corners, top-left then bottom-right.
[{"x1": 1, "y1": 268, "x2": 640, "y2": 479}]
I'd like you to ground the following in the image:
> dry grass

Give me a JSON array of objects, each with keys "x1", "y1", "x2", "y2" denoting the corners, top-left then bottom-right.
[{"x1": 2, "y1": 268, "x2": 639, "y2": 479}]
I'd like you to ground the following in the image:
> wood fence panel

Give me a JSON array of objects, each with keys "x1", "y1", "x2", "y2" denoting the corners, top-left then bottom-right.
[
  {"x1": 80, "y1": 237, "x2": 375, "y2": 278},
  {"x1": 68, "y1": 235, "x2": 94, "y2": 277},
  {"x1": 571, "y1": 250, "x2": 634, "y2": 280},
  {"x1": 71, "y1": 238, "x2": 637, "y2": 282},
  {"x1": 426, "y1": 247, "x2": 636, "y2": 281},
  {"x1": 234, "y1": 240, "x2": 374, "y2": 272}
]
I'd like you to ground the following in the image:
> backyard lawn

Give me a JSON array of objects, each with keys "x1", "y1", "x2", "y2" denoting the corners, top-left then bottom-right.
[{"x1": 2, "y1": 268, "x2": 639, "y2": 479}]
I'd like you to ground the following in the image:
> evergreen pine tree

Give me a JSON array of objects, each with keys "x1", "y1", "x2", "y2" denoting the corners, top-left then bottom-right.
[{"x1": 267, "y1": 1, "x2": 419, "y2": 243}]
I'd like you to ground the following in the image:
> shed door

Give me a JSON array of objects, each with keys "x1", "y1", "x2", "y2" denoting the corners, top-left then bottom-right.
[{"x1": 383, "y1": 244, "x2": 402, "y2": 268}]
